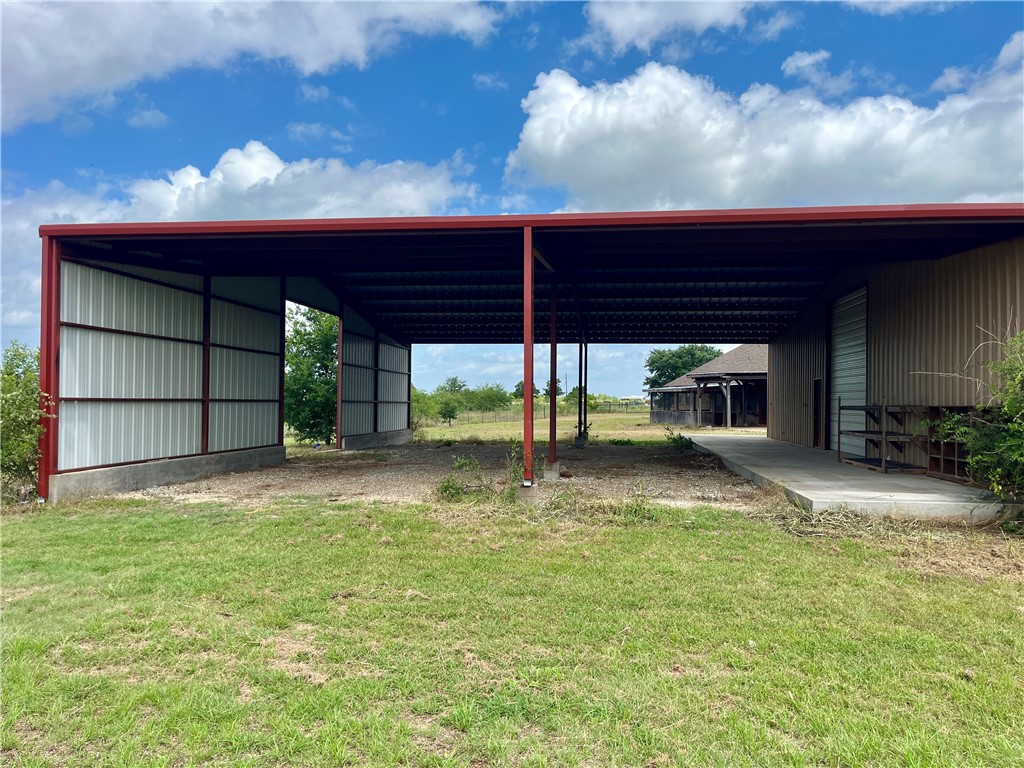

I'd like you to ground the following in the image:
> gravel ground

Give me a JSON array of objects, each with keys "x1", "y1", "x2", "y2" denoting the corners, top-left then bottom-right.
[{"x1": 129, "y1": 442, "x2": 768, "y2": 510}]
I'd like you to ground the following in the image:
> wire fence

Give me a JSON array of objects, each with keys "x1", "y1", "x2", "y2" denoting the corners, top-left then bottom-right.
[{"x1": 421, "y1": 401, "x2": 649, "y2": 426}]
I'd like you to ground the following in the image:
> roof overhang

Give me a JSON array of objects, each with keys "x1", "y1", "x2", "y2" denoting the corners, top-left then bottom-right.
[{"x1": 40, "y1": 203, "x2": 1024, "y2": 345}]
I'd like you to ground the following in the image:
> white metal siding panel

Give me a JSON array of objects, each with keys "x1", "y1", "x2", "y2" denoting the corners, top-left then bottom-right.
[
  {"x1": 212, "y1": 276, "x2": 281, "y2": 311},
  {"x1": 377, "y1": 403, "x2": 406, "y2": 432},
  {"x1": 343, "y1": 334, "x2": 375, "y2": 367},
  {"x1": 343, "y1": 365, "x2": 374, "y2": 402},
  {"x1": 378, "y1": 371, "x2": 408, "y2": 402},
  {"x1": 286, "y1": 278, "x2": 340, "y2": 315},
  {"x1": 831, "y1": 288, "x2": 868, "y2": 456},
  {"x1": 342, "y1": 403, "x2": 374, "y2": 436},
  {"x1": 208, "y1": 402, "x2": 278, "y2": 452},
  {"x1": 83, "y1": 260, "x2": 204, "y2": 291},
  {"x1": 379, "y1": 343, "x2": 410, "y2": 373},
  {"x1": 62, "y1": 261, "x2": 202, "y2": 340},
  {"x1": 211, "y1": 299, "x2": 281, "y2": 353},
  {"x1": 58, "y1": 401, "x2": 201, "y2": 470},
  {"x1": 210, "y1": 348, "x2": 280, "y2": 400},
  {"x1": 60, "y1": 327, "x2": 201, "y2": 399},
  {"x1": 343, "y1": 306, "x2": 375, "y2": 338}
]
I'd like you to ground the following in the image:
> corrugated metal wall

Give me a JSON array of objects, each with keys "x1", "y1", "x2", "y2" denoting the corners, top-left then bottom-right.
[
  {"x1": 286, "y1": 277, "x2": 341, "y2": 315},
  {"x1": 769, "y1": 236, "x2": 1022, "y2": 455},
  {"x1": 208, "y1": 279, "x2": 283, "y2": 452},
  {"x1": 58, "y1": 262, "x2": 283, "y2": 472},
  {"x1": 59, "y1": 262, "x2": 205, "y2": 470},
  {"x1": 338, "y1": 306, "x2": 410, "y2": 437},
  {"x1": 831, "y1": 288, "x2": 868, "y2": 456},
  {"x1": 60, "y1": 401, "x2": 201, "y2": 468}
]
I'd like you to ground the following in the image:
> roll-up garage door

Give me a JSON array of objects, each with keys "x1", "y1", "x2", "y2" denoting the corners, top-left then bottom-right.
[{"x1": 830, "y1": 287, "x2": 867, "y2": 457}]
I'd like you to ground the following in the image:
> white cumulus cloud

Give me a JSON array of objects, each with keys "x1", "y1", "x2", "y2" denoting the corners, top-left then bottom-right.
[
  {"x1": 505, "y1": 32, "x2": 1023, "y2": 211},
  {"x1": 1, "y1": 1, "x2": 500, "y2": 131},
  {"x1": 781, "y1": 50, "x2": 855, "y2": 95},
  {"x1": 1, "y1": 141, "x2": 478, "y2": 343},
  {"x1": 576, "y1": 1, "x2": 753, "y2": 55}
]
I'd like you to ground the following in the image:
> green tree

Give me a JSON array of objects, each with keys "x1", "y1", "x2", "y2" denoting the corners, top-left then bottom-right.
[
  {"x1": 643, "y1": 345, "x2": 722, "y2": 388},
  {"x1": 437, "y1": 395, "x2": 461, "y2": 426},
  {"x1": 1, "y1": 342, "x2": 51, "y2": 502},
  {"x1": 542, "y1": 377, "x2": 563, "y2": 399},
  {"x1": 436, "y1": 376, "x2": 468, "y2": 394},
  {"x1": 513, "y1": 380, "x2": 540, "y2": 399},
  {"x1": 465, "y1": 383, "x2": 511, "y2": 411},
  {"x1": 284, "y1": 306, "x2": 338, "y2": 444}
]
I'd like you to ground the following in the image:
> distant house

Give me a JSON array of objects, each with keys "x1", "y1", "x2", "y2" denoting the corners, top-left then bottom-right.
[{"x1": 646, "y1": 344, "x2": 768, "y2": 427}]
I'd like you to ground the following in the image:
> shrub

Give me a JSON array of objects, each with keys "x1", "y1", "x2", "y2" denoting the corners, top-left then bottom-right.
[
  {"x1": 1, "y1": 342, "x2": 51, "y2": 502},
  {"x1": 931, "y1": 329, "x2": 1024, "y2": 500},
  {"x1": 664, "y1": 427, "x2": 694, "y2": 453}
]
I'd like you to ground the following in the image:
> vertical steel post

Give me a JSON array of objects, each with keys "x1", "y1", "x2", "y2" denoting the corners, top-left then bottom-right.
[
  {"x1": 336, "y1": 312, "x2": 344, "y2": 449},
  {"x1": 37, "y1": 236, "x2": 60, "y2": 499},
  {"x1": 548, "y1": 287, "x2": 557, "y2": 465},
  {"x1": 577, "y1": 341, "x2": 583, "y2": 436},
  {"x1": 582, "y1": 342, "x2": 589, "y2": 432},
  {"x1": 523, "y1": 227, "x2": 534, "y2": 485}
]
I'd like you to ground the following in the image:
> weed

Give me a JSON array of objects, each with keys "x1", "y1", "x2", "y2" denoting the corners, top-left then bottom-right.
[
  {"x1": 607, "y1": 438, "x2": 635, "y2": 446},
  {"x1": 436, "y1": 455, "x2": 491, "y2": 503},
  {"x1": 664, "y1": 427, "x2": 694, "y2": 452}
]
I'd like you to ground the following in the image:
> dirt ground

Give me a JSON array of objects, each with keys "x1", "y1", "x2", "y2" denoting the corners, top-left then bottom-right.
[
  {"x1": 124, "y1": 441, "x2": 1024, "y2": 584},
  {"x1": 131, "y1": 441, "x2": 767, "y2": 510}
]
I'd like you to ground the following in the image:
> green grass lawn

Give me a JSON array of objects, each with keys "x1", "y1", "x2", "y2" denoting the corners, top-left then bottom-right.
[
  {"x1": 418, "y1": 410, "x2": 765, "y2": 444},
  {"x1": 3, "y1": 494, "x2": 1021, "y2": 767}
]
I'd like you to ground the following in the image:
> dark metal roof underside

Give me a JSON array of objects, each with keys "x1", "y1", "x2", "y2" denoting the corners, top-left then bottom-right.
[{"x1": 43, "y1": 205, "x2": 1024, "y2": 345}]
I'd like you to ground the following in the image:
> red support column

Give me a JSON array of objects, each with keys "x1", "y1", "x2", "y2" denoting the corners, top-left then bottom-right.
[
  {"x1": 548, "y1": 287, "x2": 557, "y2": 466},
  {"x1": 335, "y1": 312, "x2": 344, "y2": 449},
  {"x1": 522, "y1": 227, "x2": 534, "y2": 485},
  {"x1": 37, "y1": 236, "x2": 61, "y2": 499}
]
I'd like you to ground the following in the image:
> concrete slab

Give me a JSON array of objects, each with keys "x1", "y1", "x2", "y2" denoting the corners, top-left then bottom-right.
[
  {"x1": 690, "y1": 434, "x2": 1016, "y2": 523},
  {"x1": 543, "y1": 461, "x2": 562, "y2": 481}
]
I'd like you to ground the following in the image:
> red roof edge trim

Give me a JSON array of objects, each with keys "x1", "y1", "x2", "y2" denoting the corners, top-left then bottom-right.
[{"x1": 38, "y1": 203, "x2": 1024, "y2": 239}]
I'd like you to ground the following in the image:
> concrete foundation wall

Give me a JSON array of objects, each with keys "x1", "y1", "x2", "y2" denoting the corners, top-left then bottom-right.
[
  {"x1": 340, "y1": 429, "x2": 412, "y2": 451},
  {"x1": 47, "y1": 446, "x2": 286, "y2": 502}
]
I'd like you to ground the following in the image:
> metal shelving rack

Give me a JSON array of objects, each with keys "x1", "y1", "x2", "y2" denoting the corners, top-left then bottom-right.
[{"x1": 837, "y1": 399, "x2": 927, "y2": 474}]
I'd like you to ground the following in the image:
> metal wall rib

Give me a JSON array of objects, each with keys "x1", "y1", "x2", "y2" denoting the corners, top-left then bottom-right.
[
  {"x1": 211, "y1": 299, "x2": 280, "y2": 352},
  {"x1": 210, "y1": 347, "x2": 279, "y2": 400},
  {"x1": 62, "y1": 261, "x2": 202, "y2": 340},
  {"x1": 58, "y1": 401, "x2": 201, "y2": 470},
  {"x1": 61, "y1": 326, "x2": 201, "y2": 399},
  {"x1": 83, "y1": 259, "x2": 204, "y2": 291},
  {"x1": 209, "y1": 402, "x2": 278, "y2": 452}
]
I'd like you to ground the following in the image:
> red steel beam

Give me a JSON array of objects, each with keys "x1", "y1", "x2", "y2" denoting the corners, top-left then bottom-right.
[
  {"x1": 523, "y1": 227, "x2": 534, "y2": 485},
  {"x1": 37, "y1": 203, "x2": 1024, "y2": 239},
  {"x1": 549, "y1": 288, "x2": 557, "y2": 467},
  {"x1": 37, "y1": 237, "x2": 61, "y2": 499}
]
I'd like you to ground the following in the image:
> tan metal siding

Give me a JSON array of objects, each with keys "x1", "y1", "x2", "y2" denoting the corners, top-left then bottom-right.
[
  {"x1": 868, "y1": 237, "x2": 1023, "y2": 406},
  {"x1": 866, "y1": 237, "x2": 1023, "y2": 467}
]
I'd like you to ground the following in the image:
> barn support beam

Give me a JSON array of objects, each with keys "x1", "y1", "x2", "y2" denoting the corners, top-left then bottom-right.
[
  {"x1": 521, "y1": 226, "x2": 535, "y2": 489},
  {"x1": 38, "y1": 236, "x2": 61, "y2": 500},
  {"x1": 545, "y1": 287, "x2": 560, "y2": 479}
]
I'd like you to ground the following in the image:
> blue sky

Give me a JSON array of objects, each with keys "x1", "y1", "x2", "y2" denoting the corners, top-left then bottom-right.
[{"x1": 2, "y1": 1, "x2": 1022, "y2": 396}]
